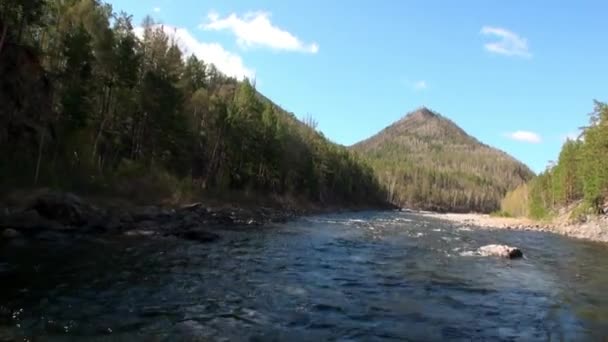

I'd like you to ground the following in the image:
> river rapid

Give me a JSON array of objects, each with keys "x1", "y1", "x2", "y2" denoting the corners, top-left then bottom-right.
[{"x1": 1, "y1": 211, "x2": 608, "y2": 341}]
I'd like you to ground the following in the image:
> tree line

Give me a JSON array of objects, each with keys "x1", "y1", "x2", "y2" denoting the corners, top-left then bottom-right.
[
  {"x1": 501, "y1": 101, "x2": 608, "y2": 219},
  {"x1": 0, "y1": 0, "x2": 386, "y2": 206}
]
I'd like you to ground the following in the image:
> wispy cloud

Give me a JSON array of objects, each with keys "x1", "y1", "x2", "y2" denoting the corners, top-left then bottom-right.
[
  {"x1": 481, "y1": 26, "x2": 531, "y2": 58},
  {"x1": 413, "y1": 80, "x2": 428, "y2": 90},
  {"x1": 153, "y1": 7, "x2": 161, "y2": 13},
  {"x1": 401, "y1": 78, "x2": 429, "y2": 91},
  {"x1": 505, "y1": 130, "x2": 542, "y2": 143},
  {"x1": 202, "y1": 11, "x2": 319, "y2": 53},
  {"x1": 134, "y1": 25, "x2": 253, "y2": 80}
]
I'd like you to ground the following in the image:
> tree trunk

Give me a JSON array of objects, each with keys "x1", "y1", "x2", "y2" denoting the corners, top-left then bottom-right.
[
  {"x1": 204, "y1": 124, "x2": 225, "y2": 187},
  {"x1": 16, "y1": 14, "x2": 25, "y2": 44},
  {"x1": 0, "y1": 22, "x2": 7, "y2": 55},
  {"x1": 34, "y1": 130, "x2": 45, "y2": 185},
  {"x1": 92, "y1": 85, "x2": 112, "y2": 165}
]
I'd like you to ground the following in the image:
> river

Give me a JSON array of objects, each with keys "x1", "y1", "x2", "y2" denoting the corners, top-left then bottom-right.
[{"x1": 1, "y1": 211, "x2": 608, "y2": 341}]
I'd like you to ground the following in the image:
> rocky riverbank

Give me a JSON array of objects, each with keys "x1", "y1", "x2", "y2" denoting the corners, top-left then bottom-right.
[
  {"x1": 420, "y1": 212, "x2": 608, "y2": 243},
  {"x1": 0, "y1": 192, "x2": 301, "y2": 243}
]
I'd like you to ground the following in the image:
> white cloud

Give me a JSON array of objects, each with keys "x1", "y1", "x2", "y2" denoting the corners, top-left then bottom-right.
[
  {"x1": 153, "y1": 7, "x2": 161, "y2": 13},
  {"x1": 202, "y1": 11, "x2": 319, "y2": 53},
  {"x1": 506, "y1": 130, "x2": 542, "y2": 143},
  {"x1": 134, "y1": 25, "x2": 254, "y2": 80},
  {"x1": 481, "y1": 26, "x2": 531, "y2": 58},
  {"x1": 413, "y1": 80, "x2": 428, "y2": 90}
]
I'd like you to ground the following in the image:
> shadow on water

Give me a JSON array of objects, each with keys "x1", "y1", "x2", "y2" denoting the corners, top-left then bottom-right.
[{"x1": 1, "y1": 211, "x2": 608, "y2": 341}]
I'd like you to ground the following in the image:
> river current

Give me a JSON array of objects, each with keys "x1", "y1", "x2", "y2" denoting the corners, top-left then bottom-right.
[{"x1": 1, "y1": 211, "x2": 608, "y2": 341}]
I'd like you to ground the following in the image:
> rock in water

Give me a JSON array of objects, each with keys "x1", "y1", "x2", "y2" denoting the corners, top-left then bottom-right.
[
  {"x1": 1, "y1": 210, "x2": 41, "y2": 229},
  {"x1": 30, "y1": 192, "x2": 100, "y2": 227},
  {"x1": 477, "y1": 244, "x2": 523, "y2": 259},
  {"x1": 2, "y1": 228, "x2": 20, "y2": 239}
]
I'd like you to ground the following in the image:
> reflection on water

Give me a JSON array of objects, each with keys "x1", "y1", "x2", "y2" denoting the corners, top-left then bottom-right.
[{"x1": 1, "y1": 211, "x2": 608, "y2": 341}]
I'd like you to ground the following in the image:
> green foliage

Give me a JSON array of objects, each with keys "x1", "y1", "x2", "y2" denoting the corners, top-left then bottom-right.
[
  {"x1": 528, "y1": 173, "x2": 552, "y2": 219},
  {"x1": 113, "y1": 160, "x2": 190, "y2": 204},
  {"x1": 500, "y1": 183, "x2": 529, "y2": 217},
  {"x1": 0, "y1": 0, "x2": 386, "y2": 207},
  {"x1": 500, "y1": 101, "x2": 608, "y2": 218},
  {"x1": 582, "y1": 102, "x2": 608, "y2": 211},
  {"x1": 353, "y1": 108, "x2": 534, "y2": 213}
]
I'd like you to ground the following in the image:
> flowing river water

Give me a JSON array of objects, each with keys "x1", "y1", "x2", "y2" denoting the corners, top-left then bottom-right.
[{"x1": 1, "y1": 211, "x2": 608, "y2": 341}]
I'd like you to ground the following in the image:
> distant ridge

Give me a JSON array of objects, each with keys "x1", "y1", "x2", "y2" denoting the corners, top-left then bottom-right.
[{"x1": 351, "y1": 107, "x2": 534, "y2": 213}]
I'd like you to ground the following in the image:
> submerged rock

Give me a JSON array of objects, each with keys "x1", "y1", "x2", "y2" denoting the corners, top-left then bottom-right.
[{"x1": 477, "y1": 244, "x2": 523, "y2": 259}]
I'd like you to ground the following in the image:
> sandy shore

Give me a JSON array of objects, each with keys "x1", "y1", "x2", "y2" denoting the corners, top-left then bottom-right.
[{"x1": 419, "y1": 212, "x2": 608, "y2": 243}]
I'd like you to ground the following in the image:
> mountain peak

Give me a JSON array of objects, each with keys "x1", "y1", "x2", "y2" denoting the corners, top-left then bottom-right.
[
  {"x1": 351, "y1": 107, "x2": 534, "y2": 212},
  {"x1": 403, "y1": 107, "x2": 440, "y2": 121}
]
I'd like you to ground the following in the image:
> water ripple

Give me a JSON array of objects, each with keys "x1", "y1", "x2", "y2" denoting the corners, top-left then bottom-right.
[{"x1": 1, "y1": 211, "x2": 608, "y2": 340}]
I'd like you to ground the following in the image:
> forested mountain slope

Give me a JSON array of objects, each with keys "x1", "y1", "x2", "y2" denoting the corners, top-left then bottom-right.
[
  {"x1": 352, "y1": 107, "x2": 534, "y2": 213},
  {"x1": 501, "y1": 101, "x2": 608, "y2": 220},
  {"x1": 0, "y1": 0, "x2": 386, "y2": 207}
]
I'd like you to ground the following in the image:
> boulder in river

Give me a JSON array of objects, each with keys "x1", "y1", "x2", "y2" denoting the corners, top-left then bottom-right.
[
  {"x1": 477, "y1": 244, "x2": 523, "y2": 259},
  {"x1": 2, "y1": 228, "x2": 20, "y2": 239},
  {"x1": 30, "y1": 192, "x2": 102, "y2": 227},
  {"x1": 0, "y1": 209, "x2": 63, "y2": 231}
]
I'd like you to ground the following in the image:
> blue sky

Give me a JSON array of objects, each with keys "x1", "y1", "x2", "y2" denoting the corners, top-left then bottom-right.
[{"x1": 108, "y1": 0, "x2": 607, "y2": 173}]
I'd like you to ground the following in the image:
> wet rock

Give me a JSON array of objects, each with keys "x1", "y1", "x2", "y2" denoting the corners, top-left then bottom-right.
[
  {"x1": 36, "y1": 230, "x2": 72, "y2": 243},
  {"x1": 173, "y1": 229, "x2": 220, "y2": 243},
  {"x1": 104, "y1": 216, "x2": 124, "y2": 232},
  {"x1": 1, "y1": 190, "x2": 298, "y2": 242},
  {"x1": 84, "y1": 214, "x2": 112, "y2": 233},
  {"x1": 477, "y1": 244, "x2": 523, "y2": 259},
  {"x1": 140, "y1": 305, "x2": 173, "y2": 317},
  {"x1": 179, "y1": 202, "x2": 206, "y2": 212},
  {"x1": 132, "y1": 206, "x2": 175, "y2": 222},
  {"x1": 133, "y1": 220, "x2": 162, "y2": 231},
  {"x1": 181, "y1": 213, "x2": 203, "y2": 228},
  {"x1": 124, "y1": 230, "x2": 157, "y2": 237},
  {"x1": 2, "y1": 228, "x2": 20, "y2": 239},
  {"x1": 131, "y1": 206, "x2": 160, "y2": 221},
  {"x1": 0, "y1": 209, "x2": 62, "y2": 231},
  {"x1": 118, "y1": 211, "x2": 134, "y2": 224},
  {"x1": 30, "y1": 192, "x2": 101, "y2": 227}
]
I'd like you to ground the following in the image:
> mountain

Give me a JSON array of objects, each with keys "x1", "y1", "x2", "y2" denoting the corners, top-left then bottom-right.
[{"x1": 351, "y1": 107, "x2": 534, "y2": 213}]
